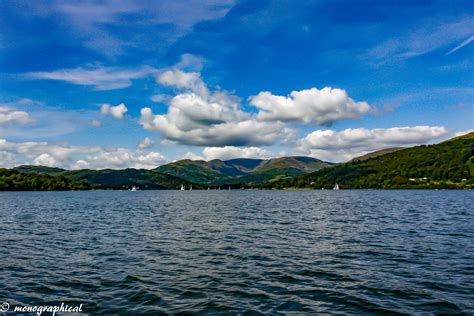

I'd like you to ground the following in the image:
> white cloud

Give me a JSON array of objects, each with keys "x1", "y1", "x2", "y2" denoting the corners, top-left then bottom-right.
[
  {"x1": 101, "y1": 103, "x2": 128, "y2": 120},
  {"x1": 0, "y1": 99, "x2": 98, "y2": 139},
  {"x1": 250, "y1": 87, "x2": 372, "y2": 125},
  {"x1": 368, "y1": 16, "x2": 474, "y2": 60},
  {"x1": 202, "y1": 146, "x2": 272, "y2": 161},
  {"x1": 157, "y1": 69, "x2": 209, "y2": 97},
  {"x1": 138, "y1": 137, "x2": 154, "y2": 149},
  {"x1": 141, "y1": 70, "x2": 295, "y2": 146},
  {"x1": 174, "y1": 53, "x2": 206, "y2": 71},
  {"x1": 0, "y1": 139, "x2": 167, "y2": 170},
  {"x1": 150, "y1": 94, "x2": 171, "y2": 103},
  {"x1": 34, "y1": 153, "x2": 59, "y2": 167},
  {"x1": 21, "y1": 1, "x2": 235, "y2": 57},
  {"x1": 0, "y1": 106, "x2": 34, "y2": 125},
  {"x1": 447, "y1": 35, "x2": 474, "y2": 55},
  {"x1": 71, "y1": 149, "x2": 166, "y2": 169},
  {"x1": 89, "y1": 120, "x2": 102, "y2": 127},
  {"x1": 140, "y1": 106, "x2": 292, "y2": 146},
  {"x1": 297, "y1": 126, "x2": 449, "y2": 162},
  {"x1": 181, "y1": 151, "x2": 205, "y2": 161},
  {"x1": 25, "y1": 66, "x2": 157, "y2": 90},
  {"x1": 454, "y1": 129, "x2": 474, "y2": 137}
]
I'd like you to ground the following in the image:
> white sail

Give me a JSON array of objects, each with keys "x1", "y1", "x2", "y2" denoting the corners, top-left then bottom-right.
[
  {"x1": 180, "y1": 184, "x2": 185, "y2": 191},
  {"x1": 190, "y1": 185, "x2": 192, "y2": 191},
  {"x1": 333, "y1": 183, "x2": 339, "y2": 190}
]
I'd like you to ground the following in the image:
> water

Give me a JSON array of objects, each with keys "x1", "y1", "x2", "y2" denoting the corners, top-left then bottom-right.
[{"x1": 0, "y1": 190, "x2": 473, "y2": 315}]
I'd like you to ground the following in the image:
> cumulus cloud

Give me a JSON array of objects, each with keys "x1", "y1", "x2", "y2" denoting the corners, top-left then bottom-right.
[
  {"x1": 138, "y1": 137, "x2": 154, "y2": 149},
  {"x1": 250, "y1": 87, "x2": 372, "y2": 125},
  {"x1": 140, "y1": 70, "x2": 295, "y2": 146},
  {"x1": 71, "y1": 149, "x2": 166, "y2": 170},
  {"x1": 140, "y1": 107, "x2": 292, "y2": 146},
  {"x1": 202, "y1": 146, "x2": 272, "y2": 161},
  {"x1": 0, "y1": 106, "x2": 34, "y2": 125},
  {"x1": 0, "y1": 139, "x2": 167, "y2": 169},
  {"x1": 101, "y1": 103, "x2": 128, "y2": 120},
  {"x1": 157, "y1": 69, "x2": 209, "y2": 97},
  {"x1": 33, "y1": 153, "x2": 59, "y2": 167},
  {"x1": 25, "y1": 66, "x2": 157, "y2": 90},
  {"x1": 297, "y1": 126, "x2": 449, "y2": 162}
]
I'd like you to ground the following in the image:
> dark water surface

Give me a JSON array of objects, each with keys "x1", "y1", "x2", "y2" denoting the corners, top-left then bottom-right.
[{"x1": 0, "y1": 190, "x2": 473, "y2": 315}]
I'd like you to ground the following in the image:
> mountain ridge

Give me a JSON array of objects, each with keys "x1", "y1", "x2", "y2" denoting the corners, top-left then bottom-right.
[
  {"x1": 155, "y1": 156, "x2": 334, "y2": 185},
  {"x1": 6, "y1": 133, "x2": 474, "y2": 190}
]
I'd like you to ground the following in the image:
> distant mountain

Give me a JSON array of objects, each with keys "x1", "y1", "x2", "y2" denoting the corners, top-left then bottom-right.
[
  {"x1": 13, "y1": 167, "x2": 194, "y2": 190},
  {"x1": 264, "y1": 132, "x2": 474, "y2": 189},
  {"x1": 12, "y1": 133, "x2": 472, "y2": 191},
  {"x1": 351, "y1": 147, "x2": 404, "y2": 162},
  {"x1": 14, "y1": 165, "x2": 66, "y2": 175},
  {"x1": 155, "y1": 159, "x2": 244, "y2": 185},
  {"x1": 156, "y1": 156, "x2": 334, "y2": 185},
  {"x1": 10, "y1": 156, "x2": 332, "y2": 190}
]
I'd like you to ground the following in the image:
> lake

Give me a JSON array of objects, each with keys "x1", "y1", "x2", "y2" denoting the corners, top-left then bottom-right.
[{"x1": 0, "y1": 190, "x2": 473, "y2": 314}]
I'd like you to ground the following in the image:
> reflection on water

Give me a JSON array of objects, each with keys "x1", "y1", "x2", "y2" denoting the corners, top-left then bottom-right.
[{"x1": 0, "y1": 190, "x2": 473, "y2": 314}]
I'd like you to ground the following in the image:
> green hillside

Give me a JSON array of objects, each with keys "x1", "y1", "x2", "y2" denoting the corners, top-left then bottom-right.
[
  {"x1": 155, "y1": 159, "x2": 240, "y2": 184},
  {"x1": 0, "y1": 168, "x2": 91, "y2": 191},
  {"x1": 156, "y1": 156, "x2": 333, "y2": 185},
  {"x1": 13, "y1": 167, "x2": 194, "y2": 190},
  {"x1": 351, "y1": 147, "x2": 404, "y2": 162},
  {"x1": 14, "y1": 165, "x2": 66, "y2": 174},
  {"x1": 264, "y1": 133, "x2": 474, "y2": 189}
]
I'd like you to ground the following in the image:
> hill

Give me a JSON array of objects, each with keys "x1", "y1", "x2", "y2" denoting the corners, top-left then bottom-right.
[
  {"x1": 14, "y1": 165, "x2": 66, "y2": 175},
  {"x1": 264, "y1": 133, "x2": 474, "y2": 189},
  {"x1": 351, "y1": 148, "x2": 404, "y2": 162},
  {"x1": 156, "y1": 156, "x2": 334, "y2": 185},
  {"x1": 0, "y1": 168, "x2": 91, "y2": 191},
  {"x1": 13, "y1": 167, "x2": 195, "y2": 190}
]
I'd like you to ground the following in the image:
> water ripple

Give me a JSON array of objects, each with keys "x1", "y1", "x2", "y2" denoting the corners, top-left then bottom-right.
[{"x1": 0, "y1": 190, "x2": 473, "y2": 314}]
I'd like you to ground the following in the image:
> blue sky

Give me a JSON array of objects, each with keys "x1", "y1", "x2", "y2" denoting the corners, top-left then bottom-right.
[{"x1": 0, "y1": 0, "x2": 473, "y2": 169}]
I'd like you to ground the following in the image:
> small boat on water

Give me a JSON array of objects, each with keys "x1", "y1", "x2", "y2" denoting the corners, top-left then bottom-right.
[
  {"x1": 333, "y1": 183, "x2": 340, "y2": 190},
  {"x1": 131, "y1": 186, "x2": 138, "y2": 191},
  {"x1": 190, "y1": 185, "x2": 193, "y2": 191},
  {"x1": 180, "y1": 184, "x2": 185, "y2": 191}
]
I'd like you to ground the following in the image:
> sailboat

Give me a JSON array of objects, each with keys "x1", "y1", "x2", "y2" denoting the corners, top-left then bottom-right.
[
  {"x1": 228, "y1": 186, "x2": 231, "y2": 190},
  {"x1": 190, "y1": 185, "x2": 192, "y2": 191},
  {"x1": 180, "y1": 184, "x2": 185, "y2": 191},
  {"x1": 131, "y1": 186, "x2": 138, "y2": 191},
  {"x1": 333, "y1": 182, "x2": 340, "y2": 190},
  {"x1": 207, "y1": 187, "x2": 210, "y2": 190}
]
